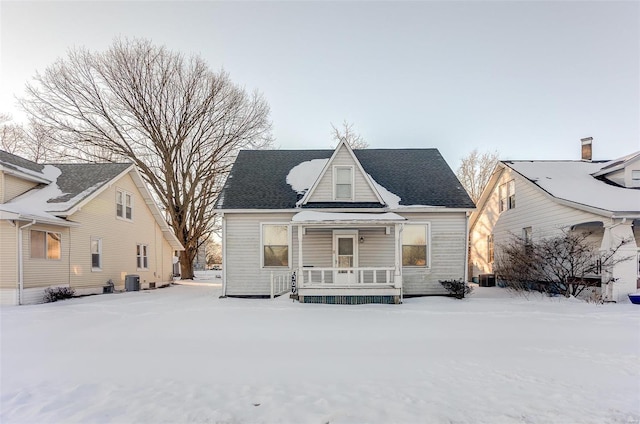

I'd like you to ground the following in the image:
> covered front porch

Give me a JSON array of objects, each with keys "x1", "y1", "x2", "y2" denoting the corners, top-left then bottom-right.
[{"x1": 291, "y1": 211, "x2": 406, "y2": 304}]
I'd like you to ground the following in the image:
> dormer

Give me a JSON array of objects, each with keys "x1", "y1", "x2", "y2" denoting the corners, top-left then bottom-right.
[
  {"x1": 0, "y1": 151, "x2": 50, "y2": 203},
  {"x1": 299, "y1": 140, "x2": 386, "y2": 207},
  {"x1": 592, "y1": 151, "x2": 640, "y2": 188}
]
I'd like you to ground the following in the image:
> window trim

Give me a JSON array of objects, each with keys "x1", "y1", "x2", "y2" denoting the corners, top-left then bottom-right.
[
  {"x1": 136, "y1": 243, "x2": 149, "y2": 270},
  {"x1": 91, "y1": 237, "x2": 102, "y2": 271},
  {"x1": 116, "y1": 188, "x2": 134, "y2": 221},
  {"x1": 332, "y1": 165, "x2": 354, "y2": 201},
  {"x1": 260, "y1": 222, "x2": 292, "y2": 269},
  {"x1": 499, "y1": 179, "x2": 516, "y2": 213},
  {"x1": 401, "y1": 222, "x2": 431, "y2": 268},
  {"x1": 30, "y1": 230, "x2": 62, "y2": 261}
]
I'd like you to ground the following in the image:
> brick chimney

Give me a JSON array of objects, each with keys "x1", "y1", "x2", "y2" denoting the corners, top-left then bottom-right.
[{"x1": 581, "y1": 137, "x2": 592, "y2": 161}]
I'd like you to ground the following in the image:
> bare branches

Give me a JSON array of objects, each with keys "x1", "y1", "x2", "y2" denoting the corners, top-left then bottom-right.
[
  {"x1": 330, "y1": 120, "x2": 369, "y2": 149},
  {"x1": 20, "y1": 37, "x2": 273, "y2": 278},
  {"x1": 494, "y1": 229, "x2": 633, "y2": 298},
  {"x1": 456, "y1": 149, "x2": 499, "y2": 203}
]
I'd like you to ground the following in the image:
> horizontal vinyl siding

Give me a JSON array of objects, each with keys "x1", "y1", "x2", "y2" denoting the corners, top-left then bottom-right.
[
  {"x1": 307, "y1": 146, "x2": 379, "y2": 203},
  {"x1": 400, "y1": 213, "x2": 467, "y2": 296},
  {"x1": 22, "y1": 223, "x2": 70, "y2": 290},
  {"x1": 470, "y1": 168, "x2": 608, "y2": 278},
  {"x1": 225, "y1": 213, "x2": 297, "y2": 296},
  {"x1": 68, "y1": 172, "x2": 174, "y2": 292},
  {"x1": 0, "y1": 171, "x2": 4, "y2": 203},
  {"x1": 3, "y1": 174, "x2": 39, "y2": 202},
  {"x1": 0, "y1": 220, "x2": 17, "y2": 294}
]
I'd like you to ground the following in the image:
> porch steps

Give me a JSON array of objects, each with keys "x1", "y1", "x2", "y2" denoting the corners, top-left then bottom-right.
[{"x1": 300, "y1": 295, "x2": 400, "y2": 305}]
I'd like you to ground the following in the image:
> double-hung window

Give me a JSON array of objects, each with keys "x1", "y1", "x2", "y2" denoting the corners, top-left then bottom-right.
[
  {"x1": 137, "y1": 244, "x2": 148, "y2": 269},
  {"x1": 499, "y1": 180, "x2": 515, "y2": 212},
  {"x1": 116, "y1": 189, "x2": 133, "y2": 220},
  {"x1": 334, "y1": 166, "x2": 353, "y2": 201},
  {"x1": 31, "y1": 230, "x2": 61, "y2": 260},
  {"x1": 91, "y1": 237, "x2": 102, "y2": 270},
  {"x1": 402, "y1": 224, "x2": 429, "y2": 267},
  {"x1": 262, "y1": 224, "x2": 289, "y2": 267}
]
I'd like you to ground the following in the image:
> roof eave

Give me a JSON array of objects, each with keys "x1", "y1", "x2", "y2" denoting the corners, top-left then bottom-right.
[{"x1": 0, "y1": 164, "x2": 51, "y2": 184}]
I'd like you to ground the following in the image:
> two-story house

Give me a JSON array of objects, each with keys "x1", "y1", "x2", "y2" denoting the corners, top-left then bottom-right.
[
  {"x1": 470, "y1": 138, "x2": 640, "y2": 302},
  {"x1": 0, "y1": 150, "x2": 183, "y2": 305}
]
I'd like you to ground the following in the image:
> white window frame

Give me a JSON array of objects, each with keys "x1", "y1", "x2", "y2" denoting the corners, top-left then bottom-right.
[
  {"x1": 401, "y1": 223, "x2": 431, "y2": 268},
  {"x1": 499, "y1": 180, "x2": 515, "y2": 212},
  {"x1": 91, "y1": 237, "x2": 102, "y2": 271},
  {"x1": 333, "y1": 165, "x2": 354, "y2": 201},
  {"x1": 136, "y1": 243, "x2": 149, "y2": 270},
  {"x1": 116, "y1": 188, "x2": 134, "y2": 221},
  {"x1": 260, "y1": 223, "x2": 292, "y2": 269},
  {"x1": 30, "y1": 230, "x2": 62, "y2": 260},
  {"x1": 523, "y1": 227, "x2": 532, "y2": 244}
]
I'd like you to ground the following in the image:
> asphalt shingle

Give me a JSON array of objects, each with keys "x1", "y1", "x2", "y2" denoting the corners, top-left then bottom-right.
[{"x1": 217, "y1": 148, "x2": 474, "y2": 209}]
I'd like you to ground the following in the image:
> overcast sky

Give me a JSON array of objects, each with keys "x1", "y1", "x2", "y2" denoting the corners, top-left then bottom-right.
[{"x1": 1, "y1": 1, "x2": 638, "y2": 167}]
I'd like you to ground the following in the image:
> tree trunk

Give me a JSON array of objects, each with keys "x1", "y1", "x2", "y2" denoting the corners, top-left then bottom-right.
[{"x1": 179, "y1": 250, "x2": 195, "y2": 280}]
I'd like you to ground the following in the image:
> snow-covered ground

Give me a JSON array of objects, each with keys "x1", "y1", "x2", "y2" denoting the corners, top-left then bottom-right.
[{"x1": 1, "y1": 284, "x2": 638, "y2": 424}]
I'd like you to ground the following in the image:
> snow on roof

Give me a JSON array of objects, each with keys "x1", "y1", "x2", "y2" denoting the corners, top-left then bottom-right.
[
  {"x1": 506, "y1": 160, "x2": 640, "y2": 213},
  {"x1": 286, "y1": 158, "x2": 328, "y2": 195},
  {"x1": 292, "y1": 211, "x2": 405, "y2": 223},
  {"x1": 592, "y1": 151, "x2": 640, "y2": 176},
  {"x1": 0, "y1": 165, "x2": 71, "y2": 223}
]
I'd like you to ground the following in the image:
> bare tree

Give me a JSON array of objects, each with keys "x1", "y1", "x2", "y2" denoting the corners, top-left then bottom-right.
[
  {"x1": 494, "y1": 229, "x2": 632, "y2": 299},
  {"x1": 331, "y1": 120, "x2": 369, "y2": 149},
  {"x1": 20, "y1": 37, "x2": 272, "y2": 279},
  {"x1": 0, "y1": 114, "x2": 57, "y2": 162},
  {"x1": 456, "y1": 149, "x2": 499, "y2": 203}
]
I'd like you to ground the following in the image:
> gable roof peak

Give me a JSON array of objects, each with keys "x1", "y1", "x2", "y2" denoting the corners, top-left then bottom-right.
[{"x1": 297, "y1": 140, "x2": 385, "y2": 206}]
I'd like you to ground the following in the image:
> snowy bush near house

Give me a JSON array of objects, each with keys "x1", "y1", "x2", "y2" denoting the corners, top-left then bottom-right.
[
  {"x1": 439, "y1": 279, "x2": 473, "y2": 298},
  {"x1": 43, "y1": 286, "x2": 75, "y2": 303}
]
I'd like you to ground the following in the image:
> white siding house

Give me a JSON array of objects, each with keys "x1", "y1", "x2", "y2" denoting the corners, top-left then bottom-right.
[
  {"x1": 470, "y1": 139, "x2": 640, "y2": 302},
  {"x1": 0, "y1": 150, "x2": 183, "y2": 305},
  {"x1": 216, "y1": 141, "x2": 475, "y2": 304}
]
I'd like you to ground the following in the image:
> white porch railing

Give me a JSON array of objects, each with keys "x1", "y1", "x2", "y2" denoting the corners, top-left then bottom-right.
[
  {"x1": 299, "y1": 267, "x2": 396, "y2": 287},
  {"x1": 270, "y1": 271, "x2": 291, "y2": 299}
]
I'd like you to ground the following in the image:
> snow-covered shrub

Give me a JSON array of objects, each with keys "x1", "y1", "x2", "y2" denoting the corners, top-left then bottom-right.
[
  {"x1": 43, "y1": 287, "x2": 75, "y2": 303},
  {"x1": 440, "y1": 280, "x2": 473, "y2": 299}
]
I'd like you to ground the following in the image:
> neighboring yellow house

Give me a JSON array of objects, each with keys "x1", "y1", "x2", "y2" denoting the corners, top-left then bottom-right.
[{"x1": 0, "y1": 150, "x2": 183, "y2": 305}]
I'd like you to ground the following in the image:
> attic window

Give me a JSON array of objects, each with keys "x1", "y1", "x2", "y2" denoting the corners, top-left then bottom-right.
[
  {"x1": 632, "y1": 170, "x2": 640, "y2": 187},
  {"x1": 116, "y1": 189, "x2": 133, "y2": 221},
  {"x1": 499, "y1": 180, "x2": 515, "y2": 212},
  {"x1": 334, "y1": 166, "x2": 353, "y2": 201}
]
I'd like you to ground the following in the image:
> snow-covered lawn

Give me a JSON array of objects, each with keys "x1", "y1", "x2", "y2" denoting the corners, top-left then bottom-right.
[{"x1": 1, "y1": 284, "x2": 638, "y2": 424}]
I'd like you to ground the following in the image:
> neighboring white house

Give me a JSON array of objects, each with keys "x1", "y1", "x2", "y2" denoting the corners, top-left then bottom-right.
[
  {"x1": 470, "y1": 138, "x2": 640, "y2": 302},
  {"x1": 0, "y1": 150, "x2": 183, "y2": 305},
  {"x1": 215, "y1": 141, "x2": 475, "y2": 304}
]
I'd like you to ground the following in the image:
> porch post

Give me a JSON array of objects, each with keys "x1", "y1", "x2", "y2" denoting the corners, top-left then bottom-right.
[
  {"x1": 394, "y1": 223, "x2": 403, "y2": 289},
  {"x1": 297, "y1": 224, "x2": 304, "y2": 287},
  {"x1": 600, "y1": 220, "x2": 636, "y2": 302}
]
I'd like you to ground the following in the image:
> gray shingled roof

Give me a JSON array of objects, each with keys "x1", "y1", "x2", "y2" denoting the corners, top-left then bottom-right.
[
  {"x1": 0, "y1": 150, "x2": 45, "y2": 175},
  {"x1": 217, "y1": 149, "x2": 475, "y2": 209},
  {"x1": 48, "y1": 163, "x2": 132, "y2": 205}
]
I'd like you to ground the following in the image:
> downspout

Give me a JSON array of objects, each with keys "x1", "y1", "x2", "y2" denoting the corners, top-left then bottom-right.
[
  {"x1": 464, "y1": 211, "x2": 470, "y2": 283},
  {"x1": 221, "y1": 213, "x2": 227, "y2": 297},
  {"x1": 17, "y1": 219, "x2": 37, "y2": 305}
]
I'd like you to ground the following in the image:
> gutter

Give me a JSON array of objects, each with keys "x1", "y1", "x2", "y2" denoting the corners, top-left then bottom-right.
[{"x1": 17, "y1": 219, "x2": 37, "y2": 305}]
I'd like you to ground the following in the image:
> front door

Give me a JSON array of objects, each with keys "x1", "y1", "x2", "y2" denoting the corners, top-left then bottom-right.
[{"x1": 334, "y1": 232, "x2": 357, "y2": 285}]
